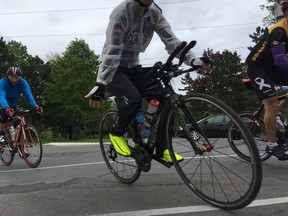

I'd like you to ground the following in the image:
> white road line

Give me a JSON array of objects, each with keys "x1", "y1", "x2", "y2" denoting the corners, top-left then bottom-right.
[
  {"x1": 0, "y1": 161, "x2": 105, "y2": 173},
  {"x1": 45, "y1": 142, "x2": 98, "y2": 146},
  {"x1": 93, "y1": 197, "x2": 288, "y2": 216},
  {"x1": 1, "y1": 160, "x2": 288, "y2": 214}
]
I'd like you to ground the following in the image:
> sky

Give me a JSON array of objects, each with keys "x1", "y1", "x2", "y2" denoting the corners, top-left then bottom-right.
[{"x1": 0, "y1": 0, "x2": 270, "y2": 92}]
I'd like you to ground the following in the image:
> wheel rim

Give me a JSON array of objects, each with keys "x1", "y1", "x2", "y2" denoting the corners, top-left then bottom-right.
[
  {"x1": 22, "y1": 125, "x2": 42, "y2": 168},
  {"x1": 99, "y1": 110, "x2": 141, "y2": 184},
  {"x1": 165, "y1": 93, "x2": 262, "y2": 210},
  {"x1": 228, "y1": 113, "x2": 271, "y2": 162}
]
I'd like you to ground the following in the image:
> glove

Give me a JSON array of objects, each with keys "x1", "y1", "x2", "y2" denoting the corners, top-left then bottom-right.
[
  {"x1": 34, "y1": 105, "x2": 43, "y2": 113},
  {"x1": 89, "y1": 84, "x2": 106, "y2": 102},
  {"x1": 191, "y1": 57, "x2": 212, "y2": 67},
  {"x1": 5, "y1": 108, "x2": 14, "y2": 117},
  {"x1": 191, "y1": 57, "x2": 212, "y2": 74}
]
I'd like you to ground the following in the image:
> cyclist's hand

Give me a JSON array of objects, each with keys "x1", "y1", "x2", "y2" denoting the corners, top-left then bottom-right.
[
  {"x1": 35, "y1": 105, "x2": 43, "y2": 114},
  {"x1": 84, "y1": 84, "x2": 106, "y2": 108},
  {"x1": 191, "y1": 57, "x2": 212, "y2": 75},
  {"x1": 5, "y1": 108, "x2": 14, "y2": 117}
]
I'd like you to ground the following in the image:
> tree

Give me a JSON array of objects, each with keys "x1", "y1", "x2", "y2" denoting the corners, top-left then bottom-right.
[
  {"x1": 0, "y1": 38, "x2": 51, "y2": 133},
  {"x1": 44, "y1": 38, "x2": 108, "y2": 140},
  {"x1": 249, "y1": 0, "x2": 282, "y2": 45},
  {"x1": 180, "y1": 49, "x2": 257, "y2": 112},
  {"x1": 0, "y1": 37, "x2": 9, "y2": 76},
  {"x1": 248, "y1": 26, "x2": 267, "y2": 50},
  {"x1": 5, "y1": 40, "x2": 49, "y2": 100},
  {"x1": 261, "y1": 0, "x2": 282, "y2": 25}
]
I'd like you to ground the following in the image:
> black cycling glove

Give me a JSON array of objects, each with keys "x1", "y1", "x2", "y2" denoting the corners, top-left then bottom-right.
[
  {"x1": 191, "y1": 57, "x2": 212, "y2": 75},
  {"x1": 200, "y1": 57, "x2": 212, "y2": 65},
  {"x1": 191, "y1": 57, "x2": 212, "y2": 68},
  {"x1": 90, "y1": 84, "x2": 106, "y2": 101}
]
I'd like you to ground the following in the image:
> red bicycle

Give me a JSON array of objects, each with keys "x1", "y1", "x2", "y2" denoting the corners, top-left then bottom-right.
[{"x1": 0, "y1": 108, "x2": 42, "y2": 168}]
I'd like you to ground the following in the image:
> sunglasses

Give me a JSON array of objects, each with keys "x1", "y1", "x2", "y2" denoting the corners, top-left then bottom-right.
[{"x1": 8, "y1": 76, "x2": 21, "y2": 81}]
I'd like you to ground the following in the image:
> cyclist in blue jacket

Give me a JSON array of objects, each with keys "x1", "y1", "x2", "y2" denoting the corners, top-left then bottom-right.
[
  {"x1": 85, "y1": 0, "x2": 211, "y2": 162},
  {"x1": 0, "y1": 66, "x2": 42, "y2": 145}
]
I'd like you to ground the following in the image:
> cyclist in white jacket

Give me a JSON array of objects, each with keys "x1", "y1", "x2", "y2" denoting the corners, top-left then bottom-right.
[{"x1": 85, "y1": 0, "x2": 211, "y2": 162}]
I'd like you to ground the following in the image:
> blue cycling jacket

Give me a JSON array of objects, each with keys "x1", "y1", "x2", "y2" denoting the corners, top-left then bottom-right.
[{"x1": 0, "y1": 77, "x2": 37, "y2": 109}]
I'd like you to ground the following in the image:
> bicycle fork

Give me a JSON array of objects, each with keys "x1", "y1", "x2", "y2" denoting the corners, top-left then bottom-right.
[{"x1": 172, "y1": 97, "x2": 213, "y2": 155}]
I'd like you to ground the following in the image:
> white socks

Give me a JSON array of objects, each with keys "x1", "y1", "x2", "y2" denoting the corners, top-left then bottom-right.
[{"x1": 267, "y1": 141, "x2": 278, "y2": 149}]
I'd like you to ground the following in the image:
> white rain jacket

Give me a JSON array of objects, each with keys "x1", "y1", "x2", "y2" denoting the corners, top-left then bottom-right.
[{"x1": 97, "y1": 0, "x2": 196, "y2": 85}]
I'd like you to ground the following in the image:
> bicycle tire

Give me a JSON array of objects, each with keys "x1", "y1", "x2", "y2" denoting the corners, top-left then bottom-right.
[
  {"x1": 99, "y1": 109, "x2": 142, "y2": 184},
  {"x1": 0, "y1": 130, "x2": 15, "y2": 166},
  {"x1": 164, "y1": 93, "x2": 262, "y2": 210},
  {"x1": 228, "y1": 112, "x2": 271, "y2": 162},
  {"x1": 21, "y1": 124, "x2": 43, "y2": 168}
]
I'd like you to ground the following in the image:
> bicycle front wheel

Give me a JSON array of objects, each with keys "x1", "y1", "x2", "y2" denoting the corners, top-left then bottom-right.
[
  {"x1": 164, "y1": 93, "x2": 262, "y2": 210},
  {"x1": 99, "y1": 109, "x2": 141, "y2": 184},
  {"x1": 228, "y1": 112, "x2": 271, "y2": 162},
  {"x1": 21, "y1": 124, "x2": 42, "y2": 168},
  {"x1": 0, "y1": 130, "x2": 15, "y2": 166}
]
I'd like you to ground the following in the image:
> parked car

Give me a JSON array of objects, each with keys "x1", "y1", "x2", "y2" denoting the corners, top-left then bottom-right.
[{"x1": 177, "y1": 114, "x2": 251, "y2": 140}]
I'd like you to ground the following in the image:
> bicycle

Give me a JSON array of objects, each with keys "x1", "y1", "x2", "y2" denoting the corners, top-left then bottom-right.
[
  {"x1": 99, "y1": 41, "x2": 262, "y2": 210},
  {"x1": 0, "y1": 107, "x2": 43, "y2": 168},
  {"x1": 227, "y1": 78, "x2": 288, "y2": 162}
]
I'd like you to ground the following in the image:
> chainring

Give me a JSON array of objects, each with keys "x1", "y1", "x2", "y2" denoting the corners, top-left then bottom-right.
[{"x1": 134, "y1": 146, "x2": 151, "y2": 172}]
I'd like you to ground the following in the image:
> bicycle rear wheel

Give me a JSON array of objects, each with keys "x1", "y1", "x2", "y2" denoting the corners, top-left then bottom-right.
[
  {"x1": 228, "y1": 112, "x2": 271, "y2": 162},
  {"x1": 99, "y1": 109, "x2": 141, "y2": 184},
  {"x1": 21, "y1": 124, "x2": 42, "y2": 168},
  {"x1": 164, "y1": 93, "x2": 262, "y2": 210},
  {"x1": 0, "y1": 130, "x2": 15, "y2": 166}
]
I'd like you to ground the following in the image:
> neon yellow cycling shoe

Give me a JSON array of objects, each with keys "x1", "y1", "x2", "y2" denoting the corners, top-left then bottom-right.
[
  {"x1": 109, "y1": 133, "x2": 131, "y2": 156},
  {"x1": 163, "y1": 149, "x2": 183, "y2": 163}
]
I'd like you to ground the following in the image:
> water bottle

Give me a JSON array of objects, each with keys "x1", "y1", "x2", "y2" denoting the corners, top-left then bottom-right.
[
  {"x1": 9, "y1": 126, "x2": 15, "y2": 142},
  {"x1": 145, "y1": 99, "x2": 159, "y2": 128},
  {"x1": 135, "y1": 111, "x2": 150, "y2": 138}
]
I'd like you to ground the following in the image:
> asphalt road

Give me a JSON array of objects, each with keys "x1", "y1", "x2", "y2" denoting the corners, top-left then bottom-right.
[{"x1": 0, "y1": 142, "x2": 288, "y2": 216}]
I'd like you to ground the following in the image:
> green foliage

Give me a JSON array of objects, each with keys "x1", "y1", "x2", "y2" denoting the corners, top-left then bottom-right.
[
  {"x1": 180, "y1": 49, "x2": 259, "y2": 113},
  {"x1": 43, "y1": 38, "x2": 108, "y2": 139},
  {"x1": 250, "y1": 1, "x2": 282, "y2": 46},
  {"x1": 0, "y1": 37, "x2": 9, "y2": 76},
  {"x1": 260, "y1": 0, "x2": 282, "y2": 26},
  {"x1": 0, "y1": 38, "x2": 50, "y2": 131},
  {"x1": 248, "y1": 26, "x2": 268, "y2": 50}
]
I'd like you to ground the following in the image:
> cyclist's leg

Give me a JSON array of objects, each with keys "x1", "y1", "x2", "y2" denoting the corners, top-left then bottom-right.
[
  {"x1": 99, "y1": 109, "x2": 142, "y2": 184},
  {"x1": 248, "y1": 65, "x2": 288, "y2": 160},
  {"x1": 136, "y1": 67, "x2": 184, "y2": 162},
  {"x1": 107, "y1": 68, "x2": 142, "y2": 156},
  {"x1": 278, "y1": 96, "x2": 288, "y2": 111},
  {"x1": 154, "y1": 123, "x2": 183, "y2": 163},
  {"x1": 0, "y1": 109, "x2": 8, "y2": 146},
  {"x1": 269, "y1": 66, "x2": 288, "y2": 113}
]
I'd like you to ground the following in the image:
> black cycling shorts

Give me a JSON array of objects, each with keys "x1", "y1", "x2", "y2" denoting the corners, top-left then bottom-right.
[{"x1": 247, "y1": 64, "x2": 288, "y2": 100}]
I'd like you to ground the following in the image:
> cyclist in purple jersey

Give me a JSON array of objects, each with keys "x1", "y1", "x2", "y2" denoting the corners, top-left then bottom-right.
[
  {"x1": 85, "y1": 0, "x2": 211, "y2": 162},
  {"x1": 0, "y1": 66, "x2": 42, "y2": 145},
  {"x1": 246, "y1": 1, "x2": 288, "y2": 160}
]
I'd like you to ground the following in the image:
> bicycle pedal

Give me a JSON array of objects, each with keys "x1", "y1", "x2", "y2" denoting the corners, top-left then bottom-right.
[
  {"x1": 151, "y1": 154, "x2": 173, "y2": 168},
  {"x1": 17, "y1": 148, "x2": 24, "y2": 157}
]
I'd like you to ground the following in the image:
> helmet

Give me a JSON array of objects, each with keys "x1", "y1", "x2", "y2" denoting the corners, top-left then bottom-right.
[
  {"x1": 7, "y1": 66, "x2": 22, "y2": 77},
  {"x1": 280, "y1": 0, "x2": 288, "y2": 13}
]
